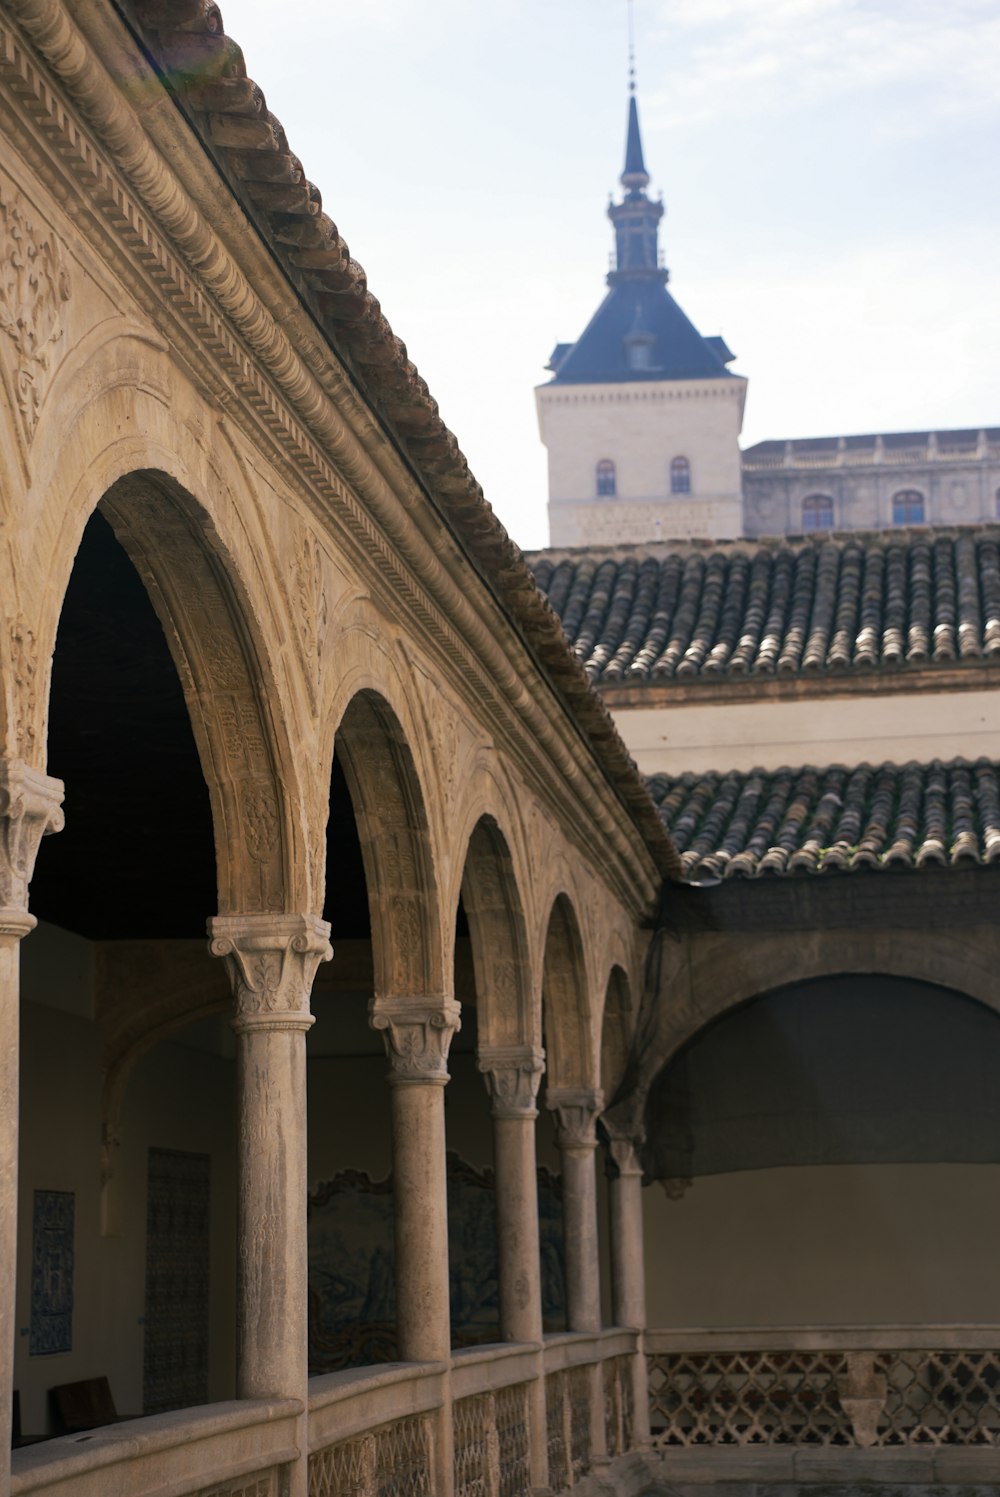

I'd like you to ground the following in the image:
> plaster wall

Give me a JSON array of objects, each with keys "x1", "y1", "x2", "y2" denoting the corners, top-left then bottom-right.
[
  {"x1": 538, "y1": 379, "x2": 745, "y2": 546},
  {"x1": 614, "y1": 687, "x2": 1000, "y2": 775},
  {"x1": 643, "y1": 1163, "x2": 1000, "y2": 1329}
]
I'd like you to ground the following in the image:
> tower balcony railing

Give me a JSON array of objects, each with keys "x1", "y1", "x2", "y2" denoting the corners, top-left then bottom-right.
[{"x1": 743, "y1": 435, "x2": 999, "y2": 473}]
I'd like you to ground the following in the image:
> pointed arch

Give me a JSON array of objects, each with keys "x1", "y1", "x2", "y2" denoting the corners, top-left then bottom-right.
[
  {"x1": 600, "y1": 964, "x2": 634, "y2": 1103},
  {"x1": 333, "y1": 688, "x2": 444, "y2": 999}
]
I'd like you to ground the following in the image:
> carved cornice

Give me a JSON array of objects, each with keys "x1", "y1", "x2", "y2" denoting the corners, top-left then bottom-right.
[
  {"x1": 208, "y1": 913, "x2": 331, "y2": 1033},
  {"x1": 0, "y1": 1, "x2": 669, "y2": 914},
  {"x1": 478, "y1": 1045, "x2": 545, "y2": 1119},
  {"x1": 0, "y1": 759, "x2": 64, "y2": 928},
  {"x1": 547, "y1": 1087, "x2": 604, "y2": 1152},
  {"x1": 369, "y1": 996, "x2": 462, "y2": 1086}
]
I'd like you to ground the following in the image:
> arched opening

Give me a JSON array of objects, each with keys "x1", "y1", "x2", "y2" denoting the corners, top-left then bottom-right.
[
  {"x1": 642, "y1": 973, "x2": 1000, "y2": 1329},
  {"x1": 19, "y1": 472, "x2": 284, "y2": 1437},
  {"x1": 596, "y1": 459, "x2": 617, "y2": 498},
  {"x1": 670, "y1": 457, "x2": 691, "y2": 495},
  {"x1": 801, "y1": 493, "x2": 833, "y2": 531},
  {"x1": 892, "y1": 489, "x2": 925, "y2": 525},
  {"x1": 306, "y1": 689, "x2": 446, "y2": 1371},
  {"x1": 600, "y1": 965, "x2": 633, "y2": 1104}
]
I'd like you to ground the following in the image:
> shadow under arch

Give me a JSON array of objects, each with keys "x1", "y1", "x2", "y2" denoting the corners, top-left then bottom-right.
[
  {"x1": 79, "y1": 470, "x2": 297, "y2": 915},
  {"x1": 541, "y1": 893, "x2": 595, "y2": 1091},
  {"x1": 332, "y1": 688, "x2": 444, "y2": 1000},
  {"x1": 460, "y1": 815, "x2": 534, "y2": 1050},
  {"x1": 643, "y1": 970, "x2": 1000, "y2": 1184},
  {"x1": 600, "y1": 964, "x2": 633, "y2": 1104}
]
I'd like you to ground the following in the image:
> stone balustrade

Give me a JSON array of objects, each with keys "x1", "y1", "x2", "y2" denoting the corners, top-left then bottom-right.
[
  {"x1": 647, "y1": 1325, "x2": 1000, "y2": 1483},
  {"x1": 10, "y1": 1398, "x2": 301, "y2": 1497}
]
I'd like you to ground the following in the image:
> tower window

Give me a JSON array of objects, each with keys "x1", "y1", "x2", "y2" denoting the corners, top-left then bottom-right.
[
  {"x1": 670, "y1": 457, "x2": 691, "y2": 495},
  {"x1": 892, "y1": 489, "x2": 925, "y2": 525},
  {"x1": 802, "y1": 494, "x2": 834, "y2": 531},
  {"x1": 596, "y1": 459, "x2": 617, "y2": 497}
]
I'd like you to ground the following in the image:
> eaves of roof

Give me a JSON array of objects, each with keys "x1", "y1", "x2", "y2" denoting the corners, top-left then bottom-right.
[{"x1": 118, "y1": 0, "x2": 679, "y2": 879}]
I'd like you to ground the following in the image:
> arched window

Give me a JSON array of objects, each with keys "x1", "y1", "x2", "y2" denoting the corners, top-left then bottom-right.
[
  {"x1": 802, "y1": 494, "x2": 834, "y2": 532},
  {"x1": 596, "y1": 459, "x2": 616, "y2": 497},
  {"x1": 670, "y1": 456, "x2": 691, "y2": 494},
  {"x1": 893, "y1": 489, "x2": 925, "y2": 525}
]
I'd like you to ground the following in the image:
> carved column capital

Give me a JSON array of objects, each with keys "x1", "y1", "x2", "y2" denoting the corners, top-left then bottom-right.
[
  {"x1": 547, "y1": 1086, "x2": 604, "y2": 1152},
  {"x1": 605, "y1": 1132, "x2": 643, "y2": 1179},
  {"x1": 0, "y1": 760, "x2": 64, "y2": 932},
  {"x1": 208, "y1": 913, "x2": 331, "y2": 1033},
  {"x1": 478, "y1": 1044, "x2": 545, "y2": 1119},
  {"x1": 369, "y1": 995, "x2": 461, "y2": 1085}
]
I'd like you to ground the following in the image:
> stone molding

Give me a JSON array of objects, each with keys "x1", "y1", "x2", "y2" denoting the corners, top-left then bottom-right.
[
  {"x1": 0, "y1": 0, "x2": 664, "y2": 916},
  {"x1": 369, "y1": 996, "x2": 461, "y2": 1085},
  {"x1": 208, "y1": 914, "x2": 331, "y2": 1033},
  {"x1": 0, "y1": 759, "x2": 64, "y2": 928},
  {"x1": 547, "y1": 1087, "x2": 604, "y2": 1152},
  {"x1": 478, "y1": 1045, "x2": 545, "y2": 1119}
]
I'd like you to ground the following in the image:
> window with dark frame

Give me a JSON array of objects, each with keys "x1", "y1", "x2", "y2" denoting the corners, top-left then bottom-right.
[
  {"x1": 892, "y1": 489, "x2": 925, "y2": 525},
  {"x1": 802, "y1": 494, "x2": 834, "y2": 531},
  {"x1": 670, "y1": 456, "x2": 691, "y2": 494},
  {"x1": 596, "y1": 459, "x2": 616, "y2": 497}
]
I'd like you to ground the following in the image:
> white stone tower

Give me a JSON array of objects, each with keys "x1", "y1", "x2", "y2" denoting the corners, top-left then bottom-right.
[{"x1": 536, "y1": 87, "x2": 747, "y2": 546}]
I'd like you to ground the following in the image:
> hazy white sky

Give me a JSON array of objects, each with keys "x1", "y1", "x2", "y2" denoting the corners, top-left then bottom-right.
[{"x1": 220, "y1": 1, "x2": 1000, "y2": 549}]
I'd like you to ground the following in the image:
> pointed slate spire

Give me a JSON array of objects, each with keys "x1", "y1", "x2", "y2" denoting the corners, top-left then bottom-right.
[{"x1": 622, "y1": 94, "x2": 650, "y2": 191}]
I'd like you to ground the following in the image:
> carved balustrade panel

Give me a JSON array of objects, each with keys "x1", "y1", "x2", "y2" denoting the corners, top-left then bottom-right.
[
  {"x1": 452, "y1": 1385, "x2": 531, "y2": 1497},
  {"x1": 648, "y1": 1347, "x2": 1000, "y2": 1449},
  {"x1": 199, "y1": 1475, "x2": 279, "y2": 1497},
  {"x1": 602, "y1": 1354, "x2": 634, "y2": 1458},
  {"x1": 544, "y1": 1366, "x2": 592, "y2": 1491},
  {"x1": 308, "y1": 1415, "x2": 432, "y2": 1497}
]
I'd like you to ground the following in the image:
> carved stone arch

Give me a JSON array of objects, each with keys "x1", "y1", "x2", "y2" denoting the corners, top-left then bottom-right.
[
  {"x1": 661, "y1": 927, "x2": 1000, "y2": 1073},
  {"x1": 73, "y1": 470, "x2": 298, "y2": 914},
  {"x1": 332, "y1": 687, "x2": 445, "y2": 1000},
  {"x1": 540, "y1": 892, "x2": 596, "y2": 1091},
  {"x1": 458, "y1": 814, "x2": 534, "y2": 1050}
]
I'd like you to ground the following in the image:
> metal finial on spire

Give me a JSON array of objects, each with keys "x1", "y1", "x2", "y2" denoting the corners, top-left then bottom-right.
[{"x1": 627, "y1": 0, "x2": 637, "y2": 94}]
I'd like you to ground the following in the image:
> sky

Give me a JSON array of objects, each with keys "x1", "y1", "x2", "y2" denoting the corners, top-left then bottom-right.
[{"x1": 220, "y1": 1, "x2": 1000, "y2": 550}]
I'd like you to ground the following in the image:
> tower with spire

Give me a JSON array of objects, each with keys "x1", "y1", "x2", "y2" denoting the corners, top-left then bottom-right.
[{"x1": 536, "y1": 76, "x2": 747, "y2": 546}]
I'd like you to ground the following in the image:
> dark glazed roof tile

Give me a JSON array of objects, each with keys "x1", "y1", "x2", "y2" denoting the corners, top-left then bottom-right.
[
  {"x1": 527, "y1": 529, "x2": 1000, "y2": 683},
  {"x1": 646, "y1": 759, "x2": 1000, "y2": 880}
]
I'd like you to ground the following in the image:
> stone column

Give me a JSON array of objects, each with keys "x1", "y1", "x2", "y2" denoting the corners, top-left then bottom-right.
[
  {"x1": 209, "y1": 913, "x2": 331, "y2": 1497},
  {"x1": 0, "y1": 763, "x2": 64, "y2": 1490},
  {"x1": 479, "y1": 1044, "x2": 547, "y2": 1493},
  {"x1": 371, "y1": 995, "x2": 460, "y2": 1497},
  {"x1": 546, "y1": 1087, "x2": 603, "y2": 1333},
  {"x1": 606, "y1": 1132, "x2": 651, "y2": 1445},
  {"x1": 369, "y1": 995, "x2": 461, "y2": 1363}
]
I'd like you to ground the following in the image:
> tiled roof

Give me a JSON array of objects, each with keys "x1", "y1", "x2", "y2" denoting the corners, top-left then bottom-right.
[
  {"x1": 528, "y1": 531, "x2": 1000, "y2": 683},
  {"x1": 547, "y1": 281, "x2": 733, "y2": 384},
  {"x1": 647, "y1": 759, "x2": 1000, "y2": 881},
  {"x1": 129, "y1": 0, "x2": 677, "y2": 876}
]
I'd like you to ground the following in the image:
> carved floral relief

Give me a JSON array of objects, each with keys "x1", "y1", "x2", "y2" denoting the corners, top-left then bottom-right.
[{"x1": 0, "y1": 180, "x2": 71, "y2": 444}]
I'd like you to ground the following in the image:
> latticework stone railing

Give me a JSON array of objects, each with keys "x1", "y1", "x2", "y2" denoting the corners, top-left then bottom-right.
[
  {"x1": 452, "y1": 1383, "x2": 531, "y2": 1497},
  {"x1": 309, "y1": 1413, "x2": 433, "y2": 1497},
  {"x1": 648, "y1": 1330, "x2": 1000, "y2": 1450},
  {"x1": 544, "y1": 1364, "x2": 592, "y2": 1489},
  {"x1": 602, "y1": 1354, "x2": 634, "y2": 1458}
]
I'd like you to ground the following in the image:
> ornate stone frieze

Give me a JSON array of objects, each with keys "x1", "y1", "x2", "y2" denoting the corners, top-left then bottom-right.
[
  {"x1": 547, "y1": 1087, "x2": 604, "y2": 1152},
  {"x1": 369, "y1": 996, "x2": 461, "y2": 1085},
  {"x1": 0, "y1": 176, "x2": 71, "y2": 443},
  {"x1": 478, "y1": 1044, "x2": 545, "y2": 1119},
  {"x1": 208, "y1": 913, "x2": 331, "y2": 1032},
  {"x1": 0, "y1": 759, "x2": 64, "y2": 927}
]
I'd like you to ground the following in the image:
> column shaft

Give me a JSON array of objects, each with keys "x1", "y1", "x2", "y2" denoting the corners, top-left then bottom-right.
[
  {"x1": 389, "y1": 1077, "x2": 451, "y2": 1362},
  {"x1": 607, "y1": 1136, "x2": 651, "y2": 1446},
  {"x1": 560, "y1": 1147, "x2": 601, "y2": 1332},
  {"x1": 492, "y1": 1115, "x2": 543, "y2": 1343}
]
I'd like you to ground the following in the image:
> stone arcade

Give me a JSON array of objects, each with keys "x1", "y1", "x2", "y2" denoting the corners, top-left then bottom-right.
[{"x1": 5, "y1": 5, "x2": 1000, "y2": 1497}]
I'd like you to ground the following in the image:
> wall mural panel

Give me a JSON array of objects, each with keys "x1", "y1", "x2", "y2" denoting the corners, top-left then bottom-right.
[
  {"x1": 143, "y1": 1147, "x2": 210, "y2": 1414},
  {"x1": 30, "y1": 1189, "x2": 74, "y2": 1356},
  {"x1": 308, "y1": 1153, "x2": 565, "y2": 1372}
]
